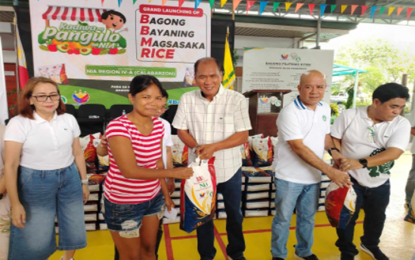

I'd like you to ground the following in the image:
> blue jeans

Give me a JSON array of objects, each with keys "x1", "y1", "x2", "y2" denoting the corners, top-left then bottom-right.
[
  {"x1": 271, "y1": 178, "x2": 319, "y2": 259},
  {"x1": 336, "y1": 178, "x2": 390, "y2": 257},
  {"x1": 405, "y1": 155, "x2": 415, "y2": 203},
  {"x1": 196, "y1": 168, "x2": 245, "y2": 260},
  {"x1": 8, "y1": 163, "x2": 87, "y2": 260}
]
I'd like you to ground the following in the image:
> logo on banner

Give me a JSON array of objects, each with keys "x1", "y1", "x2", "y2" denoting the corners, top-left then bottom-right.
[
  {"x1": 291, "y1": 52, "x2": 301, "y2": 62},
  {"x1": 61, "y1": 95, "x2": 67, "y2": 104},
  {"x1": 281, "y1": 54, "x2": 289, "y2": 60},
  {"x1": 259, "y1": 98, "x2": 269, "y2": 105},
  {"x1": 72, "y1": 91, "x2": 90, "y2": 104},
  {"x1": 38, "y1": 8, "x2": 127, "y2": 56}
]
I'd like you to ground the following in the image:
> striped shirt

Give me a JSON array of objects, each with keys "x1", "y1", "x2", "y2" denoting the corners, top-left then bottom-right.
[{"x1": 104, "y1": 115, "x2": 164, "y2": 204}]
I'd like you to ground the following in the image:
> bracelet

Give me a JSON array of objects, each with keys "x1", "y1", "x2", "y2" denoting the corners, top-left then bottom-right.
[
  {"x1": 81, "y1": 179, "x2": 88, "y2": 185},
  {"x1": 327, "y1": 147, "x2": 340, "y2": 156}
]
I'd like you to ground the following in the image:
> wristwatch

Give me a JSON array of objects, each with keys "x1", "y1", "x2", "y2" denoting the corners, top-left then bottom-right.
[
  {"x1": 192, "y1": 144, "x2": 200, "y2": 153},
  {"x1": 81, "y1": 179, "x2": 89, "y2": 186},
  {"x1": 327, "y1": 147, "x2": 340, "y2": 156},
  {"x1": 359, "y1": 158, "x2": 368, "y2": 168}
]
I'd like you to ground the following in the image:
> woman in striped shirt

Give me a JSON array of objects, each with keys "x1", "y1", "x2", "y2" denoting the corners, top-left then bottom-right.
[{"x1": 103, "y1": 75, "x2": 193, "y2": 260}]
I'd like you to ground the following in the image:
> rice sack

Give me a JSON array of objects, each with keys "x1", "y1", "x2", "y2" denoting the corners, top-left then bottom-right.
[{"x1": 325, "y1": 182, "x2": 357, "y2": 229}]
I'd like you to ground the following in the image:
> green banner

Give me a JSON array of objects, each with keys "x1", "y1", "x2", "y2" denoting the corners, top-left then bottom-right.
[{"x1": 85, "y1": 65, "x2": 177, "y2": 78}]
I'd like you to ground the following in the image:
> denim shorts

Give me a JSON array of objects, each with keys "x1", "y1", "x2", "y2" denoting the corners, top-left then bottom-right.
[
  {"x1": 104, "y1": 191, "x2": 165, "y2": 234},
  {"x1": 8, "y1": 163, "x2": 87, "y2": 260}
]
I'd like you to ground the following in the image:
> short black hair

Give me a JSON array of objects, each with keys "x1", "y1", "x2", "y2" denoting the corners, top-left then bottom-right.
[
  {"x1": 194, "y1": 57, "x2": 223, "y2": 74},
  {"x1": 129, "y1": 75, "x2": 163, "y2": 97},
  {"x1": 161, "y1": 88, "x2": 169, "y2": 100},
  {"x1": 101, "y1": 10, "x2": 126, "y2": 23},
  {"x1": 372, "y1": 83, "x2": 409, "y2": 103}
]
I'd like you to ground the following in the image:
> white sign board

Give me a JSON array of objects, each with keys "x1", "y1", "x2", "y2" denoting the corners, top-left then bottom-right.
[{"x1": 242, "y1": 48, "x2": 334, "y2": 105}]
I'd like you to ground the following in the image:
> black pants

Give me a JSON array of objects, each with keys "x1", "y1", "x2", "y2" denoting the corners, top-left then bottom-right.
[
  {"x1": 335, "y1": 178, "x2": 390, "y2": 257},
  {"x1": 114, "y1": 219, "x2": 164, "y2": 260}
]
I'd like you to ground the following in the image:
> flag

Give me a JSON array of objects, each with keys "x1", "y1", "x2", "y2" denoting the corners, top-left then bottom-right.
[
  {"x1": 397, "y1": 7, "x2": 404, "y2": 16},
  {"x1": 222, "y1": 33, "x2": 235, "y2": 90},
  {"x1": 195, "y1": 0, "x2": 202, "y2": 10},
  {"x1": 233, "y1": 0, "x2": 242, "y2": 11},
  {"x1": 221, "y1": 0, "x2": 227, "y2": 7},
  {"x1": 308, "y1": 3, "x2": 315, "y2": 15},
  {"x1": 340, "y1": 5, "x2": 347, "y2": 14},
  {"x1": 273, "y1": 2, "x2": 280, "y2": 12},
  {"x1": 179, "y1": 0, "x2": 185, "y2": 8},
  {"x1": 388, "y1": 7, "x2": 395, "y2": 16},
  {"x1": 361, "y1": 5, "x2": 368, "y2": 16},
  {"x1": 16, "y1": 19, "x2": 29, "y2": 89},
  {"x1": 209, "y1": 0, "x2": 215, "y2": 9},
  {"x1": 247, "y1": 1, "x2": 255, "y2": 13},
  {"x1": 295, "y1": 3, "x2": 304, "y2": 13},
  {"x1": 370, "y1": 6, "x2": 377, "y2": 19},
  {"x1": 379, "y1": 6, "x2": 386, "y2": 16},
  {"x1": 351, "y1": 5, "x2": 358, "y2": 15},
  {"x1": 285, "y1": 2, "x2": 292, "y2": 11},
  {"x1": 320, "y1": 4, "x2": 327, "y2": 17},
  {"x1": 259, "y1": 1, "x2": 268, "y2": 16},
  {"x1": 118, "y1": 0, "x2": 122, "y2": 7},
  {"x1": 407, "y1": 7, "x2": 413, "y2": 20},
  {"x1": 330, "y1": 5, "x2": 337, "y2": 13}
]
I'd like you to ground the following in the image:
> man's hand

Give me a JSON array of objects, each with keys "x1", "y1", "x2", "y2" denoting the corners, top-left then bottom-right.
[
  {"x1": 196, "y1": 144, "x2": 217, "y2": 160},
  {"x1": 340, "y1": 158, "x2": 362, "y2": 172},
  {"x1": 326, "y1": 168, "x2": 353, "y2": 188},
  {"x1": 167, "y1": 178, "x2": 175, "y2": 195},
  {"x1": 331, "y1": 150, "x2": 345, "y2": 168}
]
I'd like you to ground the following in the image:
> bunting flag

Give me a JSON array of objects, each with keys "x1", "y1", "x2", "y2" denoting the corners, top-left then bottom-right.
[
  {"x1": 285, "y1": 2, "x2": 292, "y2": 12},
  {"x1": 340, "y1": 5, "x2": 347, "y2": 14},
  {"x1": 223, "y1": 33, "x2": 235, "y2": 90},
  {"x1": 16, "y1": 20, "x2": 29, "y2": 89},
  {"x1": 295, "y1": 3, "x2": 304, "y2": 13},
  {"x1": 351, "y1": 5, "x2": 358, "y2": 15},
  {"x1": 408, "y1": 7, "x2": 413, "y2": 20},
  {"x1": 195, "y1": 0, "x2": 202, "y2": 10},
  {"x1": 330, "y1": 5, "x2": 337, "y2": 13},
  {"x1": 361, "y1": 5, "x2": 368, "y2": 16},
  {"x1": 233, "y1": 0, "x2": 242, "y2": 11},
  {"x1": 247, "y1": 1, "x2": 255, "y2": 13},
  {"x1": 379, "y1": 6, "x2": 386, "y2": 16},
  {"x1": 308, "y1": 3, "x2": 315, "y2": 15},
  {"x1": 102, "y1": 0, "x2": 105, "y2": 6},
  {"x1": 179, "y1": 0, "x2": 185, "y2": 8},
  {"x1": 388, "y1": 7, "x2": 395, "y2": 16},
  {"x1": 397, "y1": 7, "x2": 404, "y2": 16},
  {"x1": 209, "y1": 0, "x2": 215, "y2": 9},
  {"x1": 273, "y1": 2, "x2": 280, "y2": 12},
  {"x1": 221, "y1": 0, "x2": 227, "y2": 7},
  {"x1": 370, "y1": 6, "x2": 377, "y2": 19},
  {"x1": 118, "y1": 0, "x2": 122, "y2": 7},
  {"x1": 259, "y1": 1, "x2": 268, "y2": 16},
  {"x1": 320, "y1": 4, "x2": 327, "y2": 17}
]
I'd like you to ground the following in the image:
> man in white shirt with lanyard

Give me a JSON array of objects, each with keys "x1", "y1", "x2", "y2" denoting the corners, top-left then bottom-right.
[
  {"x1": 271, "y1": 70, "x2": 352, "y2": 260},
  {"x1": 173, "y1": 57, "x2": 251, "y2": 260},
  {"x1": 332, "y1": 83, "x2": 410, "y2": 260}
]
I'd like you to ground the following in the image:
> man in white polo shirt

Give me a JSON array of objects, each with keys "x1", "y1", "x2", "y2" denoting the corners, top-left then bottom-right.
[
  {"x1": 271, "y1": 70, "x2": 352, "y2": 260},
  {"x1": 173, "y1": 57, "x2": 251, "y2": 260},
  {"x1": 331, "y1": 83, "x2": 410, "y2": 260}
]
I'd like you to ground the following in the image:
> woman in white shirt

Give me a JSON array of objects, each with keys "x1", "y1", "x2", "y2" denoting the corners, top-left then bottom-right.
[{"x1": 4, "y1": 77, "x2": 89, "y2": 260}]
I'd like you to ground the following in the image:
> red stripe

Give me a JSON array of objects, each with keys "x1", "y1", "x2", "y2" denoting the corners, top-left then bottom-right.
[
  {"x1": 80, "y1": 8, "x2": 85, "y2": 21},
  {"x1": 71, "y1": 8, "x2": 77, "y2": 21},
  {"x1": 214, "y1": 226, "x2": 229, "y2": 260},
  {"x1": 164, "y1": 224, "x2": 174, "y2": 260},
  {"x1": 42, "y1": 6, "x2": 53, "y2": 20},
  {"x1": 61, "y1": 7, "x2": 69, "y2": 21},
  {"x1": 88, "y1": 8, "x2": 94, "y2": 22},
  {"x1": 96, "y1": 9, "x2": 102, "y2": 22},
  {"x1": 52, "y1": 7, "x2": 61, "y2": 20}
]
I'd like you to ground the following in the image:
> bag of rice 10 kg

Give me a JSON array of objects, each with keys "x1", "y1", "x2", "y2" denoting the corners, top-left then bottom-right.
[
  {"x1": 180, "y1": 157, "x2": 217, "y2": 233},
  {"x1": 404, "y1": 190, "x2": 415, "y2": 224},
  {"x1": 325, "y1": 182, "x2": 357, "y2": 229}
]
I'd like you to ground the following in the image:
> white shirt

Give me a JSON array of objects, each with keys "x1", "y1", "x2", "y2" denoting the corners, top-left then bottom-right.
[
  {"x1": 331, "y1": 106, "x2": 410, "y2": 188},
  {"x1": 273, "y1": 96, "x2": 331, "y2": 184},
  {"x1": 5, "y1": 112, "x2": 81, "y2": 170},
  {"x1": 0, "y1": 124, "x2": 4, "y2": 170},
  {"x1": 409, "y1": 111, "x2": 415, "y2": 154},
  {"x1": 172, "y1": 85, "x2": 252, "y2": 183},
  {"x1": 160, "y1": 118, "x2": 173, "y2": 168}
]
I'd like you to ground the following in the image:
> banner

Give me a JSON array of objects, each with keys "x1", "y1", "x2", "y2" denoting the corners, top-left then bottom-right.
[
  {"x1": 242, "y1": 48, "x2": 334, "y2": 105},
  {"x1": 29, "y1": 0, "x2": 211, "y2": 107}
]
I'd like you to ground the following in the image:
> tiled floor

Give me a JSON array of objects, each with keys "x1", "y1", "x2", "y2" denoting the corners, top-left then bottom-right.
[{"x1": 50, "y1": 151, "x2": 415, "y2": 260}]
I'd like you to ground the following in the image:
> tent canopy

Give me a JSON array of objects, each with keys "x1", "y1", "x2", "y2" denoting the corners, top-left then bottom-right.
[{"x1": 332, "y1": 64, "x2": 368, "y2": 76}]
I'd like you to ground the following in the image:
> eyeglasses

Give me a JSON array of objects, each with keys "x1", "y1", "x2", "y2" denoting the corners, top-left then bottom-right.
[{"x1": 32, "y1": 94, "x2": 61, "y2": 102}]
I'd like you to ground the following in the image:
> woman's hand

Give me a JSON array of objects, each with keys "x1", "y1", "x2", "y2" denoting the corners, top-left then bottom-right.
[
  {"x1": 82, "y1": 185, "x2": 90, "y2": 204},
  {"x1": 12, "y1": 203, "x2": 26, "y2": 228},
  {"x1": 165, "y1": 197, "x2": 175, "y2": 213},
  {"x1": 172, "y1": 167, "x2": 193, "y2": 179},
  {"x1": 167, "y1": 178, "x2": 175, "y2": 195}
]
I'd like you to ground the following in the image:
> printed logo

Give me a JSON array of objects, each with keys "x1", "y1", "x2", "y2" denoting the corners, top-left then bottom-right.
[
  {"x1": 259, "y1": 98, "x2": 269, "y2": 105},
  {"x1": 368, "y1": 148, "x2": 394, "y2": 177},
  {"x1": 199, "y1": 192, "x2": 205, "y2": 198},
  {"x1": 281, "y1": 54, "x2": 289, "y2": 60},
  {"x1": 196, "y1": 176, "x2": 204, "y2": 182},
  {"x1": 61, "y1": 95, "x2": 67, "y2": 104},
  {"x1": 323, "y1": 115, "x2": 327, "y2": 121},
  {"x1": 291, "y1": 52, "x2": 301, "y2": 62},
  {"x1": 168, "y1": 99, "x2": 179, "y2": 105},
  {"x1": 72, "y1": 90, "x2": 90, "y2": 104},
  {"x1": 38, "y1": 9, "x2": 127, "y2": 56}
]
